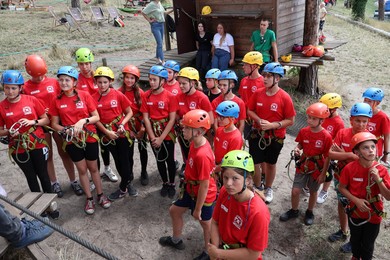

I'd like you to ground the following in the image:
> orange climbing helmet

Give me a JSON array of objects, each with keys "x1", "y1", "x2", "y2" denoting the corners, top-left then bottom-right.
[
  {"x1": 182, "y1": 109, "x2": 211, "y2": 130},
  {"x1": 306, "y1": 102, "x2": 330, "y2": 119},
  {"x1": 350, "y1": 132, "x2": 377, "y2": 151},
  {"x1": 122, "y1": 65, "x2": 140, "y2": 79},
  {"x1": 25, "y1": 54, "x2": 48, "y2": 77}
]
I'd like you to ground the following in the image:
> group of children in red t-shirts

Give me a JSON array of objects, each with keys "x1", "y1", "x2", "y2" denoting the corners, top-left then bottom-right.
[{"x1": 1, "y1": 48, "x2": 389, "y2": 260}]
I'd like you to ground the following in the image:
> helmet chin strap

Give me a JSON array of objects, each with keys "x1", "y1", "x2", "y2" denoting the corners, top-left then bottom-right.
[
  {"x1": 269, "y1": 75, "x2": 277, "y2": 89},
  {"x1": 224, "y1": 118, "x2": 234, "y2": 129},
  {"x1": 248, "y1": 65, "x2": 257, "y2": 77},
  {"x1": 238, "y1": 171, "x2": 247, "y2": 195},
  {"x1": 153, "y1": 78, "x2": 164, "y2": 93}
]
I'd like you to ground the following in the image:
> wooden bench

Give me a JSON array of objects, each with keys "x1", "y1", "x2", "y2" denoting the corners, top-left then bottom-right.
[{"x1": 0, "y1": 192, "x2": 58, "y2": 259}]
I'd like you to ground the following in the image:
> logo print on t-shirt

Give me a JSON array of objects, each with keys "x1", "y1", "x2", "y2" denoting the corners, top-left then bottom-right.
[
  {"x1": 367, "y1": 122, "x2": 376, "y2": 132},
  {"x1": 189, "y1": 102, "x2": 197, "y2": 109},
  {"x1": 270, "y1": 103, "x2": 278, "y2": 112},
  {"x1": 110, "y1": 100, "x2": 118, "y2": 108},
  {"x1": 326, "y1": 125, "x2": 334, "y2": 134},
  {"x1": 251, "y1": 86, "x2": 257, "y2": 93},
  {"x1": 233, "y1": 215, "x2": 243, "y2": 230},
  {"x1": 315, "y1": 140, "x2": 323, "y2": 148},
  {"x1": 23, "y1": 106, "x2": 32, "y2": 115},
  {"x1": 158, "y1": 101, "x2": 165, "y2": 109},
  {"x1": 75, "y1": 101, "x2": 84, "y2": 109},
  {"x1": 172, "y1": 89, "x2": 178, "y2": 95},
  {"x1": 188, "y1": 158, "x2": 194, "y2": 168},
  {"x1": 222, "y1": 140, "x2": 228, "y2": 149},
  {"x1": 47, "y1": 86, "x2": 54, "y2": 93}
]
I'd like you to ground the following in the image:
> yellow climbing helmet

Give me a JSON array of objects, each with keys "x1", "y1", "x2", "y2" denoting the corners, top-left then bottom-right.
[
  {"x1": 281, "y1": 53, "x2": 292, "y2": 63},
  {"x1": 178, "y1": 67, "x2": 199, "y2": 81},
  {"x1": 319, "y1": 93, "x2": 342, "y2": 109},
  {"x1": 242, "y1": 51, "x2": 263, "y2": 66},
  {"x1": 201, "y1": 6, "x2": 212, "y2": 15},
  {"x1": 94, "y1": 66, "x2": 115, "y2": 80}
]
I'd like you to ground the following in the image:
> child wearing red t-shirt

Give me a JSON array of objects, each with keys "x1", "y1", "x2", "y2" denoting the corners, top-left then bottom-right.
[
  {"x1": 50, "y1": 66, "x2": 111, "y2": 215},
  {"x1": 316, "y1": 93, "x2": 345, "y2": 204},
  {"x1": 247, "y1": 63, "x2": 295, "y2": 204},
  {"x1": 327, "y1": 102, "x2": 372, "y2": 252},
  {"x1": 0, "y1": 70, "x2": 51, "y2": 193},
  {"x1": 75, "y1": 48, "x2": 117, "y2": 183},
  {"x1": 24, "y1": 54, "x2": 79, "y2": 197},
  {"x1": 159, "y1": 109, "x2": 217, "y2": 260},
  {"x1": 204, "y1": 68, "x2": 221, "y2": 103},
  {"x1": 362, "y1": 87, "x2": 390, "y2": 164},
  {"x1": 208, "y1": 150, "x2": 270, "y2": 260},
  {"x1": 339, "y1": 132, "x2": 390, "y2": 260},
  {"x1": 141, "y1": 65, "x2": 178, "y2": 198},
  {"x1": 163, "y1": 60, "x2": 181, "y2": 96},
  {"x1": 119, "y1": 65, "x2": 149, "y2": 186},
  {"x1": 211, "y1": 70, "x2": 246, "y2": 134},
  {"x1": 175, "y1": 67, "x2": 214, "y2": 175},
  {"x1": 91, "y1": 66, "x2": 137, "y2": 201},
  {"x1": 280, "y1": 103, "x2": 332, "y2": 225},
  {"x1": 213, "y1": 101, "x2": 243, "y2": 178}
]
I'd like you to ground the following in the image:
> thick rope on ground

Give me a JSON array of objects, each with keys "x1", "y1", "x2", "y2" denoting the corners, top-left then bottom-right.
[{"x1": 0, "y1": 194, "x2": 119, "y2": 260}]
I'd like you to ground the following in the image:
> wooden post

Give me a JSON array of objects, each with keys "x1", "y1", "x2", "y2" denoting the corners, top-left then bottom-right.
[
  {"x1": 297, "y1": 0, "x2": 320, "y2": 96},
  {"x1": 164, "y1": 19, "x2": 172, "y2": 51},
  {"x1": 378, "y1": 0, "x2": 385, "y2": 21}
]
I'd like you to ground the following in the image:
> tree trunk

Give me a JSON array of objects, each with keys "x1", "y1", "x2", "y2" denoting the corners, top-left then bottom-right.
[
  {"x1": 297, "y1": 0, "x2": 319, "y2": 96},
  {"x1": 351, "y1": 0, "x2": 368, "y2": 21},
  {"x1": 71, "y1": 0, "x2": 80, "y2": 9},
  {"x1": 378, "y1": 0, "x2": 385, "y2": 21}
]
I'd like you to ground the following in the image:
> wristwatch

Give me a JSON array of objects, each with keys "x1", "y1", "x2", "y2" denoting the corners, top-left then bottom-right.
[{"x1": 85, "y1": 118, "x2": 90, "y2": 124}]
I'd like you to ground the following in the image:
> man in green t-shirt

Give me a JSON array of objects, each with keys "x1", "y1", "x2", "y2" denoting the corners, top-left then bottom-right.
[{"x1": 250, "y1": 19, "x2": 278, "y2": 65}]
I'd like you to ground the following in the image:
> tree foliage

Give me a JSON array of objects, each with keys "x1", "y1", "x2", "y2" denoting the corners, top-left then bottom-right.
[{"x1": 351, "y1": 0, "x2": 368, "y2": 21}]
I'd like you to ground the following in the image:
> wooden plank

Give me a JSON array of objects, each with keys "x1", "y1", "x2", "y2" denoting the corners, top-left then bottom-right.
[
  {"x1": 27, "y1": 241, "x2": 57, "y2": 260},
  {"x1": 0, "y1": 238, "x2": 8, "y2": 257},
  {"x1": 14, "y1": 192, "x2": 42, "y2": 215},
  {"x1": 322, "y1": 40, "x2": 347, "y2": 50},
  {"x1": 21, "y1": 194, "x2": 57, "y2": 218}
]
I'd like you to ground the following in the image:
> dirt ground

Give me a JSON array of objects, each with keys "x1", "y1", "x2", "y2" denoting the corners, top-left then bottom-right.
[{"x1": 0, "y1": 3, "x2": 390, "y2": 260}]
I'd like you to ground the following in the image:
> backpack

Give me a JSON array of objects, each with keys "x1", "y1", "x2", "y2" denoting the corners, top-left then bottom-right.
[{"x1": 166, "y1": 14, "x2": 175, "y2": 33}]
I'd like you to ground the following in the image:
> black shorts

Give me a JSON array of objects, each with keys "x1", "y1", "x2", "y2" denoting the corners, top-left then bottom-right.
[
  {"x1": 319, "y1": 20, "x2": 325, "y2": 31},
  {"x1": 249, "y1": 136, "x2": 284, "y2": 165},
  {"x1": 65, "y1": 142, "x2": 99, "y2": 162}
]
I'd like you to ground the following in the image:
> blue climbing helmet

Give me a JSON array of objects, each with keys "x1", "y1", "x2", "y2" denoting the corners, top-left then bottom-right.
[
  {"x1": 163, "y1": 60, "x2": 180, "y2": 72},
  {"x1": 149, "y1": 65, "x2": 168, "y2": 79},
  {"x1": 57, "y1": 66, "x2": 79, "y2": 80},
  {"x1": 362, "y1": 87, "x2": 384, "y2": 102},
  {"x1": 216, "y1": 101, "x2": 240, "y2": 119},
  {"x1": 1, "y1": 70, "x2": 24, "y2": 85},
  {"x1": 205, "y1": 68, "x2": 221, "y2": 79},
  {"x1": 263, "y1": 62, "x2": 284, "y2": 77},
  {"x1": 350, "y1": 102, "x2": 372, "y2": 118},
  {"x1": 218, "y1": 70, "x2": 238, "y2": 82}
]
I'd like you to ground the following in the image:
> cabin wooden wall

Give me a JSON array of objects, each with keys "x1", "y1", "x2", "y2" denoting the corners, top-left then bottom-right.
[{"x1": 194, "y1": 0, "x2": 305, "y2": 58}]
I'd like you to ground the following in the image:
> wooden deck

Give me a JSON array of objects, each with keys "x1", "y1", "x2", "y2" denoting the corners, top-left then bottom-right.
[
  {"x1": 139, "y1": 49, "x2": 197, "y2": 83},
  {"x1": 323, "y1": 40, "x2": 348, "y2": 50},
  {"x1": 279, "y1": 52, "x2": 326, "y2": 68}
]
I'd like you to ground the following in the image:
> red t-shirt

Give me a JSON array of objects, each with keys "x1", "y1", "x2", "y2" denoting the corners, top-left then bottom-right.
[
  {"x1": 23, "y1": 77, "x2": 60, "y2": 111},
  {"x1": 118, "y1": 86, "x2": 145, "y2": 131},
  {"x1": 163, "y1": 81, "x2": 180, "y2": 96},
  {"x1": 0, "y1": 95, "x2": 46, "y2": 153},
  {"x1": 247, "y1": 88, "x2": 296, "y2": 139},
  {"x1": 185, "y1": 141, "x2": 217, "y2": 204},
  {"x1": 176, "y1": 90, "x2": 213, "y2": 118},
  {"x1": 213, "y1": 186, "x2": 270, "y2": 259},
  {"x1": 322, "y1": 115, "x2": 345, "y2": 139},
  {"x1": 214, "y1": 127, "x2": 243, "y2": 164},
  {"x1": 238, "y1": 76, "x2": 265, "y2": 104},
  {"x1": 295, "y1": 126, "x2": 333, "y2": 179},
  {"x1": 92, "y1": 89, "x2": 131, "y2": 132},
  {"x1": 339, "y1": 161, "x2": 390, "y2": 224},
  {"x1": 50, "y1": 91, "x2": 98, "y2": 143},
  {"x1": 212, "y1": 95, "x2": 247, "y2": 122},
  {"x1": 76, "y1": 73, "x2": 99, "y2": 95},
  {"x1": 367, "y1": 110, "x2": 390, "y2": 156}
]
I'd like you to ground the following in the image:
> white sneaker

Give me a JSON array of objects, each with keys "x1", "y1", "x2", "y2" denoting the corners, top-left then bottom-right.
[
  {"x1": 317, "y1": 190, "x2": 328, "y2": 204},
  {"x1": 302, "y1": 187, "x2": 310, "y2": 197},
  {"x1": 104, "y1": 167, "x2": 118, "y2": 182},
  {"x1": 264, "y1": 188, "x2": 273, "y2": 203}
]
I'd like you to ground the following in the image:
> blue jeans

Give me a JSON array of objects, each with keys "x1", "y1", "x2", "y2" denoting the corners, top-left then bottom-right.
[
  {"x1": 150, "y1": 22, "x2": 164, "y2": 61},
  {"x1": 211, "y1": 48, "x2": 230, "y2": 71},
  {"x1": 0, "y1": 204, "x2": 23, "y2": 243}
]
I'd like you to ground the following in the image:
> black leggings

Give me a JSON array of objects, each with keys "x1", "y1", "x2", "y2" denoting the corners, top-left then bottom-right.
[
  {"x1": 135, "y1": 134, "x2": 148, "y2": 174},
  {"x1": 13, "y1": 148, "x2": 51, "y2": 193},
  {"x1": 100, "y1": 142, "x2": 110, "y2": 167},
  {"x1": 108, "y1": 137, "x2": 133, "y2": 191},
  {"x1": 152, "y1": 140, "x2": 176, "y2": 184},
  {"x1": 348, "y1": 218, "x2": 380, "y2": 260}
]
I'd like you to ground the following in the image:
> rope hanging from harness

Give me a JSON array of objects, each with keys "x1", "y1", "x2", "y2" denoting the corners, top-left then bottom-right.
[
  {"x1": 59, "y1": 126, "x2": 87, "y2": 150},
  {"x1": 150, "y1": 118, "x2": 176, "y2": 162},
  {"x1": 129, "y1": 113, "x2": 148, "y2": 150}
]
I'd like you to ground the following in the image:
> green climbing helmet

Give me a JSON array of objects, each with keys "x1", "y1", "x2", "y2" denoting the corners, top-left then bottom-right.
[
  {"x1": 75, "y1": 48, "x2": 94, "y2": 63},
  {"x1": 221, "y1": 150, "x2": 254, "y2": 174}
]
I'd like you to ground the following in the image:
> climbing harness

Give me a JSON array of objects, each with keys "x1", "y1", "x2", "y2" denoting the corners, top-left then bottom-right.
[
  {"x1": 59, "y1": 126, "x2": 87, "y2": 150},
  {"x1": 150, "y1": 118, "x2": 176, "y2": 162}
]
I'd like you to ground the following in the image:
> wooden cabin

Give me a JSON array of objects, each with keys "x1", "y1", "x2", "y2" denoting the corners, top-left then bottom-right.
[{"x1": 172, "y1": 0, "x2": 306, "y2": 58}]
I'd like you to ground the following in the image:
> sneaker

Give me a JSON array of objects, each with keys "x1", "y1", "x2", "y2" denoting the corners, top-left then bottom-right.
[
  {"x1": 84, "y1": 199, "x2": 95, "y2": 215},
  {"x1": 89, "y1": 181, "x2": 96, "y2": 192},
  {"x1": 340, "y1": 241, "x2": 352, "y2": 253},
  {"x1": 158, "y1": 236, "x2": 185, "y2": 250},
  {"x1": 304, "y1": 210, "x2": 314, "y2": 225},
  {"x1": 280, "y1": 209, "x2": 300, "y2": 222},
  {"x1": 11, "y1": 219, "x2": 54, "y2": 249},
  {"x1": 328, "y1": 229, "x2": 348, "y2": 242},
  {"x1": 98, "y1": 195, "x2": 111, "y2": 209},
  {"x1": 302, "y1": 187, "x2": 310, "y2": 197},
  {"x1": 140, "y1": 172, "x2": 149, "y2": 186},
  {"x1": 168, "y1": 184, "x2": 176, "y2": 199},
  {"x1": 51, "y1": 183, "x2": 63, "y2": 198},
  {"x1": 160, "y1": 183, "x2": 169, "y2": 197},
  {"x1": 317, "y1": 190, "x2": 328, "y2": 204},
  {"x1": 193, "y1": 251, "x2": 210, "y2": 260},
  {"x1": 108, "y1": 189, "x2": 127, "y2": 201},
  {"x1": 104, "y1": 167, "x2": 119, "y2": 182},
  {"x1": 70, "y1": 181, "x2": 84, "y2": 196},
  {"x1": 127, "y1": 183, "x2": 138, "y2": 197},
  {"x1": 48, "y1": 210, "x2": 60, "y2": 220},
  {"x1": 264, "y1": 187, "x2": 273, "y2": 203}
]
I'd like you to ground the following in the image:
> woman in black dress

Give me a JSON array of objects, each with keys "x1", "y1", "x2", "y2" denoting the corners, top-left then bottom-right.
[{"x1": 195, "y1": 21, "x2": 213, "y2": 81}]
